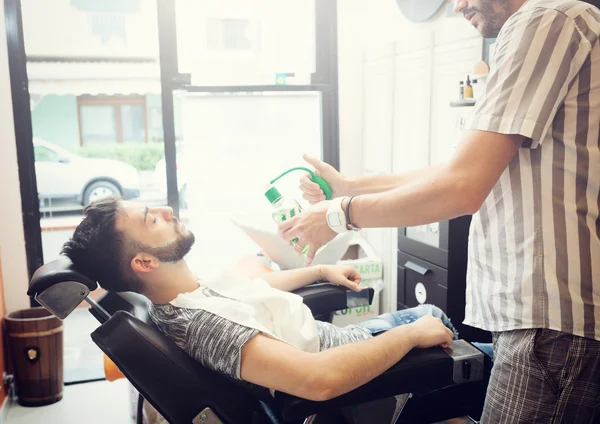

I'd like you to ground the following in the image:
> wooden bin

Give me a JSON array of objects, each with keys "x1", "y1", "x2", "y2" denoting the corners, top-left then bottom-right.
[{"x1": 5, "y1": 307, "x2": 63, "y2": 406}]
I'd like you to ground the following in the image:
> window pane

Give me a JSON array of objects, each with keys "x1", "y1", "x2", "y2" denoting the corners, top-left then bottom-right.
[
  {"x1": 34, "y1": 145, "x2": 58, "y2": 162},
  {"x1": 178, "y1": 91, "x2": 322, "y2": 276},
  {"x1": 80, "y1": 105, "x2": 117, "y2": 144},
  {"x1": 176, "y1": 0, "x2": 316, "y2": 85},
  {"x1": 22, "y1": 0, "x2": 166, "y2": 387},
  {"x1": 121, "y1": 104, "x2": 146, "y2": 143}
]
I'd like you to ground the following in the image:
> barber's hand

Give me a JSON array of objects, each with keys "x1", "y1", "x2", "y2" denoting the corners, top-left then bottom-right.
[
  {"x1": 277, "y1": 201, "x2": 337, "y2": 266},
  {"x1": 320, "y1": 265, "x2": 362, "y2": 292},
  {"x1": 405, "y1": 315, "x2": 454, "y2": 349},
  {"x1": 300, "y1": 154, "x2": 350, "y2": 204}
]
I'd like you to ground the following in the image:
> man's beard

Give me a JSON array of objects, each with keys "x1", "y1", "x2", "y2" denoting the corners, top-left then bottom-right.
[
  {"x1": 465, "y1": 0, "x2": 510, "y2": 38},
  {"x1": 140, "y1": 221, "x2": 196, "y2": 263}
]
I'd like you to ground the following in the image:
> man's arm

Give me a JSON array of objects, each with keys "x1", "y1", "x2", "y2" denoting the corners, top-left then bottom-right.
[
  {"x1": 278, "y1": 130, "x2": 522, "y2": 264},
  {"x1": 349, "y1": 130, "x2": 523, "y2": 228},
  {"x1": 260, "y1": 266, "x2": 322, "y2": 292},
  {"x1": 240, "y1": 315, "x2": 453, "y2": 401},
  {"x1": 345, "y1": 164, "x2": 446, "y2": 196}
]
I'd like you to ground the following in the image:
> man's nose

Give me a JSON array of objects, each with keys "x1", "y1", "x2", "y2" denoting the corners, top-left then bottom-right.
[
  {"x1": 454, "y1": 0, "x2": 467, "y2": 13},
  {"x1": 152, "y1": 206, "x2": 173, "y2": 220}
]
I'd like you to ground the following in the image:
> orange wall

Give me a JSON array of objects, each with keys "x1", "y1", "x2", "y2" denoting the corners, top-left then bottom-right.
[{"x1": 0, "y1": 251, "x2": 8, "y2": 406}]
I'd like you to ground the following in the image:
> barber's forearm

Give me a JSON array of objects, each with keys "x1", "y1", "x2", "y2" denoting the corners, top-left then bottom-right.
[
  {"x1": 346, "y1": 165, "x2": 444, "y2": 196},
  {"x1": 311, "y1": 325, "x2": 417, "y2": 400},
  {"x1": 262, "y1": 266, "x2": 322, "y2": 292},
  {"x1": 350, "y1": 166, "x2": 476, "y2": 229}
]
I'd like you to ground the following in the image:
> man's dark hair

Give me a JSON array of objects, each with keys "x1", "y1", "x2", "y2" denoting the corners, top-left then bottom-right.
[{"x1": 62, "y1": 197, "x2": 144, "y2": 293}]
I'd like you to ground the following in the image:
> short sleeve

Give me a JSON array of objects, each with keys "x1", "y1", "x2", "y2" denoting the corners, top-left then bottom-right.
[
  {"x1": 184, "y1": 310, "x2": 258, "y2": 380},
  {"x1": 469, "y1": 6, "x2": 597, "y2": 148}
]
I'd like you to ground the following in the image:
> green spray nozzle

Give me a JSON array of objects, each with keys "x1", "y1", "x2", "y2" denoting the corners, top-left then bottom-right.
[{"x1": 270, "y1": 167, "x2": 332, "y2": 200}]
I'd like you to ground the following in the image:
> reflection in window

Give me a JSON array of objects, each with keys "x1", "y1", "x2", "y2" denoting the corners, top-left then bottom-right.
[
  {"x1": 207, "y1": 19, "x2": 258, "y2": 51},
  {"x1": 70, "y1": 0, "x2": 141, "y2": 44}
]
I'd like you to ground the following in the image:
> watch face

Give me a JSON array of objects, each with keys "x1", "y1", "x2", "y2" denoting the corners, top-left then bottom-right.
[{"x1": 327, "y1": 213, "x2": 343, "y2": 227}]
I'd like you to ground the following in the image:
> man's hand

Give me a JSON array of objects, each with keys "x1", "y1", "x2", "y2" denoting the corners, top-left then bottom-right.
[
  {"x1": 300, "y1": 154, "x2": 350, "y2": 204},
  {"x1": 320, "y1": 265, "x2": 362, "y2": 292},
  {"x1": 404, "y1": 315, "x2": 454, "y2": 349},
  {"x1": 277, "y1": 200, "x2": 337, "y2": 266}
]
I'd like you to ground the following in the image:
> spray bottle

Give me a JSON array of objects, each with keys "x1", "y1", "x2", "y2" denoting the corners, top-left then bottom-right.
[{"x1": 265, "y1": 167, "x2": 332, "y2": 256}]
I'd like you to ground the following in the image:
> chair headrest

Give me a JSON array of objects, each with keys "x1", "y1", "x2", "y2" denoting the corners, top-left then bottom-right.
[{"x1": 29, "y1": 256, "x2": 98, "y2": 319}]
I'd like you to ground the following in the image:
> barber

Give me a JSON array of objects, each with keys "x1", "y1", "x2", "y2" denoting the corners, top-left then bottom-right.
[{"x1": 278, "y1": 0, "x2": 600, "y2": 422}]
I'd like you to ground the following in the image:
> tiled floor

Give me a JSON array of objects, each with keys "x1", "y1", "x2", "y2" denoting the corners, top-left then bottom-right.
[{"x1": 5, "y1": 379, "x2": 133, "y2": 424}]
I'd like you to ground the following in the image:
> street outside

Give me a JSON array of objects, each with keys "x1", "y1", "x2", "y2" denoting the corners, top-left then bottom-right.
[{"x1": 39, "y1": 170, "x2": 167, "y2": 219}]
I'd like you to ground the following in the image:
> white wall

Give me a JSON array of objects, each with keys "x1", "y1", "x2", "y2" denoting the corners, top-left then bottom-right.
[
  {"x1": 0, "y1": 0, "x2": 33, "y2": 314},
  {"x1": 337, "y1": 0, "x2": 478, "y2": 313},
  {"x1": 338, "y1": 0, "x2": 471, "y2": 177}
]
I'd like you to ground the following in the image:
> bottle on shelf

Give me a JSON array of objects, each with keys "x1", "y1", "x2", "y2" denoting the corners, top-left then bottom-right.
[{"x1": 464, "y1": 75, "x2": 474, "y2": 99}]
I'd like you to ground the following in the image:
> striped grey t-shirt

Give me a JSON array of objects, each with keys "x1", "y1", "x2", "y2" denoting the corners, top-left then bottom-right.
[
  {"x1": 465, "y1": 0, "x2": 600, "y2": 340},
  {"x1": 148, "y1": 287, "x2": 372, "y2": 383}
]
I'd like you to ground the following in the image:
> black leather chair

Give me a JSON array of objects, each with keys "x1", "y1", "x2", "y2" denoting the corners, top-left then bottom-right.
[{"x1": 28, "y1": 257, "x2": 490, "y2": 424}]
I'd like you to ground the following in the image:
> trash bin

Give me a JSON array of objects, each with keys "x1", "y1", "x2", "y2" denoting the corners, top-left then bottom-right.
[{"x1": 6, "y1": 307, "x2": 63, "y2": 406}]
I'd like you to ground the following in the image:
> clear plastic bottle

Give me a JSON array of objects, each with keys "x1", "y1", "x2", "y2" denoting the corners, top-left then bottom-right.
[{"x1": 265, "y1": 186, "x2": 309, "y2": 256}]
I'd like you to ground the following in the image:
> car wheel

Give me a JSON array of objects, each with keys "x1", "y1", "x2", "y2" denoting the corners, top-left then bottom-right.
[{"x1": 83, "y1": 181, "x2": 121, "y2": 206}]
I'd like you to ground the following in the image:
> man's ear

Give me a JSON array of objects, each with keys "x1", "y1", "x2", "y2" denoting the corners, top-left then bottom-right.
[{"x1": 130, "y1": 253, "x2": 159, "y2": 274}]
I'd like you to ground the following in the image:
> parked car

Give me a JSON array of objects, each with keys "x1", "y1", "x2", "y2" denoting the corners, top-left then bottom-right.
[{"x1": 34, "y1": 138, "x2": 141, "y2": 207}]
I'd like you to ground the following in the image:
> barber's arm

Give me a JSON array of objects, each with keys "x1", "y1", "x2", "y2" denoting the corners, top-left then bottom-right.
[
  {"x1": 348, "y1": 130, "x2": 522, "y2": 228},
  {"x1": 240, "y1": 314, "x2": 453, "y2": 401},
  {"x1": 300, "y1": 154, "x2": 445, "y2": 203},
  {"x1": 261, "y1": 265, "x2": 362, "y2": 292},
  {"x1": 280, "y1": 130, "x2": 523, "y2": 264}
]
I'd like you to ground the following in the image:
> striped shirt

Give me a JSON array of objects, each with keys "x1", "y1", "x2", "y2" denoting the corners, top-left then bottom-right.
[{"x1": 464, "y1": 0, "x2": 600, "y2": 341}]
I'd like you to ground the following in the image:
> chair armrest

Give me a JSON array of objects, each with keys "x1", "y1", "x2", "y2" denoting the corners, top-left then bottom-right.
[
  {"x1": 293, "y1": 283, "x2": 374, "y2": 316},
  {"x1": 273, "y1": 341, "x2": 490, "y2": 421}
]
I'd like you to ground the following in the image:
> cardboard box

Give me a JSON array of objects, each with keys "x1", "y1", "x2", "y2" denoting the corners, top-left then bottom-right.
[
  {"x1": 332, "y1": 236, "x2": 384, "y2": 327},
  {"x1": 336, "y1": 235, "x2": 383, "y2": 280},
  {"x1": 331, "y1": 279, "x2": 383, "y2": 327}
]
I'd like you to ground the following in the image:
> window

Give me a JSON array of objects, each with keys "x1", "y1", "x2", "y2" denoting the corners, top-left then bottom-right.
[
  {"x1": 207, "y1": 19, "x2": 259, "y2": 51},
  {"x1": 34, "y1": 145, "x2": 59, "y2": 162},
  {"x1": 71, "y1": 0, "x2": 141, "y2": 44},
  {"x1": 77, "y1": 96, "x2": 147, "y2": 145}
]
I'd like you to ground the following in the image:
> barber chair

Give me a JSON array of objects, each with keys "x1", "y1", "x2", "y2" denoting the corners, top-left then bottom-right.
[{"x1": 28, "y1": 257, "x2": 490, "y2": 424}]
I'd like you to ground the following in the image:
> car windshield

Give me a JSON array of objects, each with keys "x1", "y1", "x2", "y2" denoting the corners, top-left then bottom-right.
[{"x1": 34, "y1": 139, "x2": 77, "y2": 161}]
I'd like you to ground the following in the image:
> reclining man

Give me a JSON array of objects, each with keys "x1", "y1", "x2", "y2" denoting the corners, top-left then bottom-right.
[{"x1": 62, "y1": 197, "x2": 474, "y2": 403}]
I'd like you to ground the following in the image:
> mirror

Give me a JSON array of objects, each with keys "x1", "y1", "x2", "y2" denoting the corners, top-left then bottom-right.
[{"x1": 396, "y1": 0, "x2": 445, "y2": 22}]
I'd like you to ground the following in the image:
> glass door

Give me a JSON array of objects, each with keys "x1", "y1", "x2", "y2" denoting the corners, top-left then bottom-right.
[{"x1": 19, "y1": 0, "x2": 169, "y2": 384}]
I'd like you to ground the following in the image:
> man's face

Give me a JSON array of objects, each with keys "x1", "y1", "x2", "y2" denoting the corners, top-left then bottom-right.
[
  {"x1": 116, "y1": 201, "x2": 195, "y2": 263},
  {"x1": 454, "y1": 0, "x2": 512, "y2": 38}
]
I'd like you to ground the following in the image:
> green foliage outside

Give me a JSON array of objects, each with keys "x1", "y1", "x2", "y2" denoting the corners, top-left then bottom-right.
[{"x1": 77, "y1": 143, "x2": 165, "y2": 171}]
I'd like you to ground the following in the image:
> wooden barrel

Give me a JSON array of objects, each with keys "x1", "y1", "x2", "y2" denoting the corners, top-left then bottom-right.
[{"x1": 6, "y1": 307, "x2": 63, "y2": 406}]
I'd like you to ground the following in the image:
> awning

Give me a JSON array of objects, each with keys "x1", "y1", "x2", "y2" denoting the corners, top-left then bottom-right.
[{"x1": 27, "y1": 60, "x2": 161, "y2": 96}]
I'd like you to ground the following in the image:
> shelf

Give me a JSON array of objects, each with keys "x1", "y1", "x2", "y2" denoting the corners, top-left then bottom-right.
[{"x1": 450, "y1": 99, "x2": 476, "y2": 108}]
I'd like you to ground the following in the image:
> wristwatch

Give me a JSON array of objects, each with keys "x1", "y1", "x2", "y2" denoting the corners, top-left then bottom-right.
[{"x1": 326, "y1": 197, "x2": 349, "y2": 233}]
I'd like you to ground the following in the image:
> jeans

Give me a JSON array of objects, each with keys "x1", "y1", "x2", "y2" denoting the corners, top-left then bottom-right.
[{"x1": 358, "y1": 304, "x2": 494, "y2": 359}]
